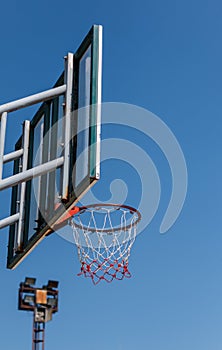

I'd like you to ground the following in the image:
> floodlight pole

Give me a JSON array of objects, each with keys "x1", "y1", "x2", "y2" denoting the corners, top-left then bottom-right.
[
  {"x1": 32, "y1": 317, "x2": 45, "y2": 350},
  {"x1": 18, "y1": 277, "x2": 59, "y2": 350}
]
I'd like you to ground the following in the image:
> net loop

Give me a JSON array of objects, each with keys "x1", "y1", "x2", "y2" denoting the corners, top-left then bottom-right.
[{"x1": 69, "y1": 204, "x2": 141, "y2": 285}]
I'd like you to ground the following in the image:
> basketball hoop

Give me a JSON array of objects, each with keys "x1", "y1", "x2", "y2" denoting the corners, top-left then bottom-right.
[{"x1": 68, "y1": 204, "x2": 141, "y2": 285}]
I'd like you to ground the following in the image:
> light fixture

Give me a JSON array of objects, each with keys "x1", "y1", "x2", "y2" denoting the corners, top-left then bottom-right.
[
  {"x1": 24, "y1": 295, "x2": 35, "y2": 304},
  {"x1": 47, "y1": 298, "x2": 57, "y2": 307},
  {"x1": 24, "y1": 277, "x2": 36, "y2": 286},
  {"x1": 47, "y1": 280, "x2": 59, "y2": 289}
]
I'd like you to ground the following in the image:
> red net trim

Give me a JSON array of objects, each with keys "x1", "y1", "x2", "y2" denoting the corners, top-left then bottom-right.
[{"x1": 77, "y1": 259, "x2": 131, "y2": 285}]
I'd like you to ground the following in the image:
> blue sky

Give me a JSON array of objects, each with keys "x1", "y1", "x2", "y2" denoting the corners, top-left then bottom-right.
[{"x1": 0, "y1": 0, "x2": 222, "y2": 349}]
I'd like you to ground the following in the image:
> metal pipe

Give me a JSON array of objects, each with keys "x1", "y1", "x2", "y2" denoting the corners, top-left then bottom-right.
[
  {"x1": 0, "y1": 157, "x2": 64, "y2": 191},
  {"x1": 62, "y1": 53, "x2": 73, "y2": 200},
  {"x1": 0, "y1": 112, "x2": 7, "y2": 179},
  {"x1": 0, "y1": 213, "x2": 19, "y2": 229},
  {"x1": 3, "y1": 149, "x2": 24, "y2": 163},
  {"x1": 0, "y1": 85, "x2": 66, "y2": 114},
  {"x1": 16, "y1": 120, "x2": 30, "y2": 249}
]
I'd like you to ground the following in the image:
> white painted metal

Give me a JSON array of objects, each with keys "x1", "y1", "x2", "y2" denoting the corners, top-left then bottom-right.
[
  {"x1": 0, "y1": 25, "x2": 103, "y2": 244},
  {"x1": 0, "y1": 213, "x2": 20, "y2": 230},
  {"x1": 0, "y1": 157, "x2": 64, "y2": 191},
  {"x1": 0, "y1": 112, "x2": 7, "y2": 180},
  {"x1": 3, "y1": 149, "x2": 24, "y2": 164},
  {"x1": 16, "y1": 120, "x2": 30, "y2": 251},
  {"x1": 0, "y1": 85, "x2": 66, "y2": 114},
  {"x1": 0, "y1": 81, "x2": 67, "y2": 234},
  {"x1": 61, "y1": 53, "x2": 74, "y2": 200},
  {"x1": 95, "y1": 25, "x2": 103, "y2": 180}
]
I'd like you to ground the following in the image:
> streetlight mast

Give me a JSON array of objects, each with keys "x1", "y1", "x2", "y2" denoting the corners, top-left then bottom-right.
[{"x1": 18, "y1": 277, "x2": 59, "y2": 350}]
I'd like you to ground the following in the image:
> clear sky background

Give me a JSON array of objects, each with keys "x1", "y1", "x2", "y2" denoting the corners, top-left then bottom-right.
[{"x1": 0, "y1": 0, "x2": 222, "y2": 349}]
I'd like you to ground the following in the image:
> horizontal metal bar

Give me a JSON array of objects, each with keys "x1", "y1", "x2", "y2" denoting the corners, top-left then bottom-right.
[
  {"x1": 0, "y1": 157, "x2": 64, "y2": 191},
  {"x1": 0, "y1": 213, "x2": 19, "y2": 230},
  {"x1": 3, "y1": 149, "x2": 23, "y2": 164},
  {"x1": 0, "y1": 85, "x2": 66, "y2": 114}
]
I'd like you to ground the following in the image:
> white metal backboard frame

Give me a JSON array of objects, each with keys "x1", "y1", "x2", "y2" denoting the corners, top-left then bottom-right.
[{"x1": 0, "y1": 24, "x2": 103, "y2": 269}]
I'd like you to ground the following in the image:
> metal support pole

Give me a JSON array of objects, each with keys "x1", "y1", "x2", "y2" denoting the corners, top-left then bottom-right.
[
  {"x1": 16, "y1": 120, "x2": 30, "y2": 250},
  {"x1": 62, "y1": 53, "x2": 74, "y2": 200},
  {"x1": 0, "y1": 85, "x2": 66, "y2": 114},
  {"x1": 0, "y1": 112, "x2": 7, "y2": 179},
  {"x1": 32, "y1": 317, "x2": 45, "y2": 350}
]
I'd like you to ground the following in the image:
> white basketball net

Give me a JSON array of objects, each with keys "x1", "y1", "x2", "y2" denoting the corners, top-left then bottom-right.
[{"x1": 70, "y1": 204, "x2": 141, "y2": 285}]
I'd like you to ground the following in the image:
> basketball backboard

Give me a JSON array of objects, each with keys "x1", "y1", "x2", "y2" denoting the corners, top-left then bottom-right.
[{"x1": 7, "y1": 25, "x2": 102, "y2": 269}]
